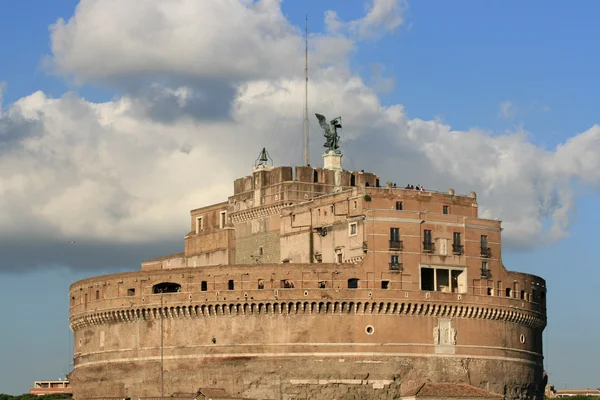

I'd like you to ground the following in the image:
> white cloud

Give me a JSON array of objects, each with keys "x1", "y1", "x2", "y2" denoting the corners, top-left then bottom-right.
[
  {"x1": 324, "y1": 0, "x2": 407, "y2": 40},
  {"x1": 350, "y1": 0, "x2": 407, "y2": 39},
  {"x1": 48, "y1": 0, "x2": 354, "y2": 86},
  {"x1": 1, "y1": 0, "x2": 599, "y2": 271}
]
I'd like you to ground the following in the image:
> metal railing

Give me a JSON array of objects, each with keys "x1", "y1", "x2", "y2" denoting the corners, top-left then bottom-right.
[
  {"x1": 452, "y1": 244, "x2": 464, "y2": 255},
  {"x1": 389, "y1": 240, "x2": 404, "y2": 251},
  {"x1": 423, "y1": 242, "x2": 435, "y2": 253},
  {"x1": 480, "y1": 247, "x2": 492, "y2": 258},
  {"x1": 389, "y1": 263, "x2": 403, "y2": 272}
]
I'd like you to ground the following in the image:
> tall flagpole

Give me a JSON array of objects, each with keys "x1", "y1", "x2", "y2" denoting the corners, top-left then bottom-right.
[{"x1": 304, "y1": 15, "x2": 309, "y2": 166}]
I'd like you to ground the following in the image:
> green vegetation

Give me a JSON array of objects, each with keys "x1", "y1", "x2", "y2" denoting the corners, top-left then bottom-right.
[
  {"x1": 0, "y1": 394, "x2": 72, "y2": 400},
  {"x1": 364, "y1": 194, "x2": 371, "y2": 201}
]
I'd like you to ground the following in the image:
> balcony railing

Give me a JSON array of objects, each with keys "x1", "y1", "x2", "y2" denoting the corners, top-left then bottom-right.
[
  {"x1": 423, "y1": 242, "x2": 435, "y2": 253},
  {"x1": 389, "y1": 240, "x2": 404, "y2": 251},
  {"x1": 480, "y1": 247, "x2": 492, "y2": 258},
  {"x1": 389, "y1": 263, "x2": 403, "y2": 272},
  {"x1": 452, "y1": 244, "x2": 464, "y2": 255},
  {"x1": 481, "y1": 268, "x2": 492, "y2": 279}
]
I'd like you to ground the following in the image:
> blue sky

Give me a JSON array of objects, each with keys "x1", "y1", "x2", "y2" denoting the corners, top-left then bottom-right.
[{"x1": 1, "y1": 0, "x2": 599, "y2": 394}]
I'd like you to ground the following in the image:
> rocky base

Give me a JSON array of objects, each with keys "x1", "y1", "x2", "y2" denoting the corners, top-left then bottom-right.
[{"x1": 71, "y1": 355, "x2": 544, "y2": 400}]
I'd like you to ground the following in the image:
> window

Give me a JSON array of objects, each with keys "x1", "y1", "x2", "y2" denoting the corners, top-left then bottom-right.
[
  {"x1": 390, "y1": 227, "x2": 402, "y2": 250},
  {"x1": 313, "y1": 170, "x2": 318, "y2": 183},
  {"x1": 443, "y1": 205, "x2": 449, "y2": 214},
  {"x1": 423, "y1": 229, "x2": 434, "y2": 252},
  {"x1": 127, "y1": 288, "x2": 135, "y2": 296},
  {"x1": 453, "y1": 232, "x2": 461, "y2": 245},
  {"x1": 354, "y1": 201, "x2": 357, "y2": 209},
  {"x1": 219, "y1": 211, "x2": 227, "y2": 228},
  {"x1": 381, "y1": 280, "x2": 390, "y2": 289},
  {"x1": 281, "y1": 280, "x2": 295, "y2": 288},
  {"x1": 395, "y1": 201, "x2": 403, "y2": 210},
  {"x1": 390, "y1": 255, "x2": 401, "y2": 271},
  {"x1": 196, "y1": 217, "x2": 203, "y2": 233},
  {"x1": 95, "y1": 290, "x2": 100, "y2": 300},
  {"x1": 505, "y1": 288, "x2": 511, "y2": 297},
  {"x1": 347, "y1": 278, "x2": 359, "y2": 289},
  {"x1": 452, "y1": 232, "x2": 463, "y2": 255},
  {"x1": 480, "y1": 235, "x2": 490, "y2": 257},
  {"x1": 258, "y1": 247, "x2": 263, "y2": 256},
  {"x1": 481, "y1": 261, "x2": 491, "y2": 279},
  {"x1": 228, "y1": 280, "x2": 234, "y2": 291},
  {"x1": 258, "y1": 280, "x2": 265, "y2": 290},
  {"x1": 318, "y1": 281, "x2": 326, "y2": 289},
  {"x1": 201, "y1": 281, "x2": 208, "y2": 292},
  {"x1": 420, "y1": 268, "x2": 435, "y2": 291},
  {"x1": 350, "y1": 174, "x2": 356, "y2": 186},
  {"x1": 349, "y1": 222, "x2": 357, "y2": 236},
  {"x1": 152, "y1": 282, "x2": 181, "y2": 294}
]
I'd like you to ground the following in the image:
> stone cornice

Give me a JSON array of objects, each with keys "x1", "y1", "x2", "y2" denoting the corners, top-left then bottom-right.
[
  {"x1": 70, "y1": 299, "x2": 546, "y2": 331},
  {"x1": 230, "y1": 202, "x2": 293, "y2": 223}
]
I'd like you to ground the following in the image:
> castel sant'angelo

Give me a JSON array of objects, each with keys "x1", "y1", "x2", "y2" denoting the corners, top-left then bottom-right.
[{"x1": 69, "y1": 115, "x2": 547, "y2": 400}]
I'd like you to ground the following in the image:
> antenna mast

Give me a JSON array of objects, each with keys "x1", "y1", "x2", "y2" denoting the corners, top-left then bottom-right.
[{"x1": 304, "y1": 15, "x2": 309, "y2": 166}]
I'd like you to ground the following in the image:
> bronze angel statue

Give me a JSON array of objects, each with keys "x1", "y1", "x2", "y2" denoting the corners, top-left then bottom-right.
[{"x1": 315, "y1": 113, "x2": 342, "y2": 151}]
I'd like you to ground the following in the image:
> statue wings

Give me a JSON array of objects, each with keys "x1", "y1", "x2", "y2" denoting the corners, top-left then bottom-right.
[{"x1": 315, "y1": 113, "x2": 329, "y2": 131}]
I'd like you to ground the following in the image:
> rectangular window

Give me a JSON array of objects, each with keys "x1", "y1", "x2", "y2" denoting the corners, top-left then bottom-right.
[
  {"x1": 381, "y1": 280, "x2": 390, "y2": 289},
  {"x1": 443, "y1": 205, "x2": 449, "y2": 214},
  {"x1": 219, "y1": 211, "x2": 227, "y2": 228},
  {"x1": 201, "y1": 281, "x2": 207, "y2": 292},
  {"x1": 258, "y1": 246, "x2": 263, "y2": 256},
  {"x1": 390, "y1": 255, "x2": 399, "y2": 265},
  {"x1": 453, "y1": 232, "x2": 461, "y2": 246},
  {"x1": 395, "y1": 201, "x2": 403, "y2": 210},
  {"x1": 95, "y1": 290, "x2": 100, "y2": 300},
  {"x1": 228, "y1": 280, "x2": 234, "y2": 290},
  {"x1": 423, "y1": 229, "x2": 433, "y2": 252},
  {"x1": 127, "y1": 288, "x2": 135, "y2": 296},
  {"x1": 482, "y1": 261, "x2": 488, "y2": 270},
  {"x1": 453, "y1": 232, "x2": 463, "y2": 255},
  {"x1": 349, "y1": 222, "x2": 357, "y2": 236},
  {"x1": 196, "y1": 217, "x2": 203, "y2": 233},
  {"x1": 390, "y1": 227, "x2": 402, "y2": 250},
  {"x1": 480, "y1": 235, "x2": 490, "y2": 257},
  {"x1": 424, "y1": 230, "x2": 432, "y2": 244}
]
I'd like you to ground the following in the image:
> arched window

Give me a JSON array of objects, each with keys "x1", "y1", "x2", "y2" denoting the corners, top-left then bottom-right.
[
  {"x1": 350, "y1": 174, "x2": 356, "y2": 186},
  {"x1": 152, "y1": 282, "x2": 181, "y2": 294},
  {"x1": 313, "y1": 170, "x2": 319, "y2": 183}
]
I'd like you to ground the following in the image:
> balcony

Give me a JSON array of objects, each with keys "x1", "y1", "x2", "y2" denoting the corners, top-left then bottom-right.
[
  {"x1": 481, "y1": 268, "x2": 492, "y2": 279},
  {"x1": 423, "y1": 242, "x2": 435, "y2": 253},
  {"x1": 480, "y1": 247, "x2": 492, "y2": 258},
  {"x1": 389, "y1": 263, "x2": 403, "y2": 272},
  {"x1": 389, "y1": 240, "x2": 404, "y2": 251},
  {"x1": 452, "y1": 244, "x2": 464, "y2": 255}
]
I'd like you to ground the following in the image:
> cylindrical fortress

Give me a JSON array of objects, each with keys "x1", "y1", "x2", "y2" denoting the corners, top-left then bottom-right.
[
  {"x1": 69, "y1": 264, "x2": 546, "y2": 400},
  {"x1": 69, "y1": 161, "x2": 548, "y2": 399}
]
